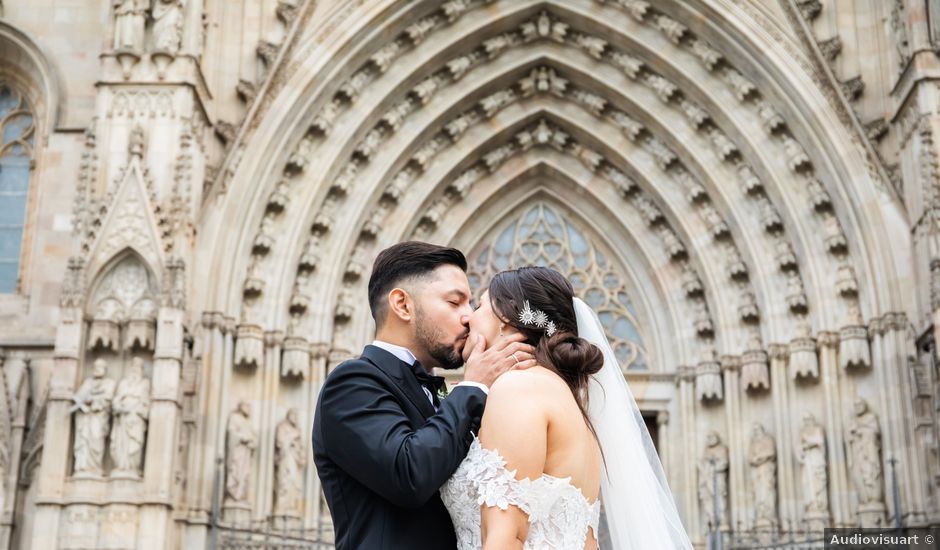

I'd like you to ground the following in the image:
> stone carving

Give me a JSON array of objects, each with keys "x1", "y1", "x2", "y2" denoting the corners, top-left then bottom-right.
[
  {"x1": 836, "y1": 263, "x2": 859, "y2": 297},
  {"x1": 681, "y1": 264, "x2": 704, "y2": 297},
  {"x1": 109, "y1": 357, "x2": 151, "y2": 476},
  {"x1": 848, "y1": 399, "x2": 886, "y2": 526},
  {"x1": 234, "y1": 323, "x2": 264, "y2": 369},
  {"x1": 748, "y1": 423, "x2": 778, "y2": 529},
  {"x1": 890, "y1": 0, "x2": 911, "y2": 73},
  {"x1": 789, "y1": 323, "x2": 818, "y2": 379},
  {"x1": 152, "y1": 0, "x2": 185, "y2": 53},
  {"x1": 840, "y1": 76, "x2": 864, "y2": 101},
  {"x1": 225, "y1": 401, "x2": 257, "y2": 505},
  {"x1": 839, "y1": 306, "x2": 871, "y2": 370},
  {"x1": 693, "y1": 299, "x2": 714, "y2": 338},
  {"x1": 786, "y1": 272, "x2": 808, "y2": 313},
  {"x1": 783, "y1": 136, "x2": 811, "y2": 172},
  {"x1": 71, "y1": 359, "x2": 117, "y2": 476},
  {"x1": 742, "y1": 336, "x2": 770, "y2": 391},
  {"x1": 699, "y1": 431, "x2": 730, "y2": 531},
  {"x1": 274, "y1": 409, "x2": 306, "y2": 517},
  {"x1": 696, "y1": 349, "x2": 723, "y2": 401},
  {"x1": 798, "y1": 413, "x2": 830, "y2": 524},
  {"x1": 738, "y1": 291, "x2": 759, "y2": 322},
  {"x1": 113, "y1": 0, "x2": 148, "y2": 52}
]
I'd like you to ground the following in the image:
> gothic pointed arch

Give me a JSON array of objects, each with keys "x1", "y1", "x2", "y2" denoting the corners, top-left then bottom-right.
[{"x1": 466, "y1": 196, "x2": 653, "y2": 372}]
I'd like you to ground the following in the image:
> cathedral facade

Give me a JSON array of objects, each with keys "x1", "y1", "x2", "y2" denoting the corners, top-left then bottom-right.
[{"x1": 0, "y1": 0, "x2": 937, "y2": 548}]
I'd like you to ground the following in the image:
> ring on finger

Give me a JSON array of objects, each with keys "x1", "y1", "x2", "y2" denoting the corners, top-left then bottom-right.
[{"x1": 511, "y1": 352, "x2": 520, "y2": 364}]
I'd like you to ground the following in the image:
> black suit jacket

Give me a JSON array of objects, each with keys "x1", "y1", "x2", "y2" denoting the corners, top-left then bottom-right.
[{"x1": 312, "y1": 345, "x2": 486, "y2": 550}]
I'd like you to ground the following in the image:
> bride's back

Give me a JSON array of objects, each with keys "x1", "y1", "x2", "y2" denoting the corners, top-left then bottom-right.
[
  {"x1": 479, "y1": 366, "x2": 602, "y2": 538},
  {"x1": 530, "y1": 366, "x2": 601, "y2": 500}
]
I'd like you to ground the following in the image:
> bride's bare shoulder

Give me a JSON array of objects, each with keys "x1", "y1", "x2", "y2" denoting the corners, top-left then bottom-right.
[{"x1": 488, "y1": 366, "x2": 569, "y2": 404}]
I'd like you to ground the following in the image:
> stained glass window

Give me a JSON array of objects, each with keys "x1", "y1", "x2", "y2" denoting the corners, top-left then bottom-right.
[
  {"x1": 468, "y1": 201, "x2": 650, "y2": 370},
  {"x1": 0, "y1": 85, "x2": 34, "y2": 293}
]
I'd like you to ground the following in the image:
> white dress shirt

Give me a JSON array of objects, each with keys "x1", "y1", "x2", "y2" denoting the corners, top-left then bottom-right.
[{"x1": 371, "y1": 340, "x2": 489, "y2": 408}]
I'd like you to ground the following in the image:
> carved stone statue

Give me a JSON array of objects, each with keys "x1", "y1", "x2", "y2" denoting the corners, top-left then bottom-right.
[
  {"x1": 128, "y1": 125, "x2": 146, "y2": 159},
  {"x1": 112, "y1": 0, "x2": 148, "y2": 52},
  {"x1": 152, "y1": 0, "x2": 185, "y2": 53},
  {"x1": 225, "y1": 401, "x2": 257, "y2": 505},
  {"x1": 698, "y1": 431, "x2": 729, "y2": 532},
  {"x1": 71, "y1": 359, "x2": 116, "y2": 476},
  {"x1": 748, "y1": 423, "x2": 778, "y2": 529},
  {"x1": 848, "y1": 398, "x2": 886, "y2": 518},
  {"x1": 274, "y1": 408, "x2": 306, "y2": 517},
  {"x1": 109, "y1": 358, "x2": 151, "y2": 476},
  {"x1": 798, "y1": 413, "x2": 830, "y2": 518}
]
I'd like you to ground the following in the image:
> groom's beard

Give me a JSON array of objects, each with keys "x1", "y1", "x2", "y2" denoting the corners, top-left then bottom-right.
[{"x1": 415, "y1": 317, "x2": 466, "y2": 371}]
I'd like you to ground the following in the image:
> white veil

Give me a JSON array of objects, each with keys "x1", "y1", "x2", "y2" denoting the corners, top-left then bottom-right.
[{"x1": 574, "y1": 297, "x2": 693, "y2": 549}]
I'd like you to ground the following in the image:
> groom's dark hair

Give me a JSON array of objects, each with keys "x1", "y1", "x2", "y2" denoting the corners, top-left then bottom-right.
[{"x1": 368, "y1": 241, "x2": 467, "y2": 327}]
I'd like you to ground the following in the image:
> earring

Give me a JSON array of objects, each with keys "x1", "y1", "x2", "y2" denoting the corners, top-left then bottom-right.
[{"x1": 498, "y1": 323, "x2": 505, "y2": 336}]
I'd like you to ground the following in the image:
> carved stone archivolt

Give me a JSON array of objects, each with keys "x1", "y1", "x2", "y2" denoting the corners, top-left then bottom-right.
[
  {"x1": 0, "y1": 0, "x2": 919, "y2": 546},
  {"x1": 239, "y1": 3, "x2": 870, "y2": 379}
]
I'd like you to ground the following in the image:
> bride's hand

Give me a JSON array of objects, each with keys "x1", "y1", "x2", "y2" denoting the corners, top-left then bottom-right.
[{"x1": 463, "y1": 333, "x2": 536, "y2": 389}]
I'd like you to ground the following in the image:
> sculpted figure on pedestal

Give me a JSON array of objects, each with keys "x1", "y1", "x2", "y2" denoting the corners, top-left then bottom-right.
[
  {"x1": 698, "y1": 431, "x2": 730, "y2": 532},
  {"x1": 113, "y1": 0, "x2": 148, "y2": 52},
  {"x1": 848, "y1": 399, "x2": 885, "y2": 505},
  {"x1": 71, "y1": 359, "x2": 116, "y2": 476},
  {"x1": 225, "y1": 401, "x2": 257, "y2": 504},
  {"x1": 109, "y1": 358, "x2": 151, "y2": 475},
  {"x1": 152, "y1": 0, "x2": 184, "y2": 53},
  {"x1": 798, "y1": 413, "x2": 830, "y2": 516},
  {"x1": 274, "y1": 408, "x2": 307, "y2": 516},
  {"x1": 748, "y1": 423, "x2": 778, "y2": 529}
]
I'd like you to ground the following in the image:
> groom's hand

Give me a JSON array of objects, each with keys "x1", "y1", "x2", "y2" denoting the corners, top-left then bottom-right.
[{"x1": 463, "y1": 333, "x2": 536, "y2": 389}]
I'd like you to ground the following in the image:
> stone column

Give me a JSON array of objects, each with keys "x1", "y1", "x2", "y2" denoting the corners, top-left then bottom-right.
[
  {"x1": 878, "y1": 314, "x2": 929, "y2": 524},
  {"x1": 255, "y1": 330, "x2": 283, "y2": 523},
  {"x1": 181, "y1": 312, "x2": 225, "y2": 546},
  {"x1": 1, "y1": 355, "x2": 29, "y2": 549},
  {"x1": 139, "y1": 304, "x2": 184, "y2": 550},
  {"x1": 677, "y1": 366, "x2": 700, "y2": 542},
  {"x1": 769, "y1": 344, "x2": 798, "y2": 532},
  {"x1": 305, "y1": 343, "x2": 330, "y2": 538},
  {"x1": 817, "y1": 331, "x2": 851, "y2": 527},
  {"x1": 656, "y1": 410, "x2": 671, "y2": 485},
  {"x1": 721, "y1": 355, "x2": 747, "y2": 531},
  {"x1": 30, "y1": 303, "x2": 84, "y2": 550}
]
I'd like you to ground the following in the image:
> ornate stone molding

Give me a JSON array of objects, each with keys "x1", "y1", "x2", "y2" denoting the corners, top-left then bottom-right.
[{"x1": 261, "y1": 5, "x2": 863, "y2": 345}]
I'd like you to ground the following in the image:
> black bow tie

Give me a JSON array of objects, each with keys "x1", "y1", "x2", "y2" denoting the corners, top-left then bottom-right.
[{"x1": 410, "y1": 360, "x2": 445, "y2": 394}]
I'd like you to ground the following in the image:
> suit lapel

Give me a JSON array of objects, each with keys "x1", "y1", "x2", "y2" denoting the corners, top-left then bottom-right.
[{"x1": 361, "y1": 345, "x2": 436, "y2": 419}]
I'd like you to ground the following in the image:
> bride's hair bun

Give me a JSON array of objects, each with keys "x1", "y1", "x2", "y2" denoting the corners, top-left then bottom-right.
[{"x1": 541, "y1": 331, "x2": 604, "y2": 384}]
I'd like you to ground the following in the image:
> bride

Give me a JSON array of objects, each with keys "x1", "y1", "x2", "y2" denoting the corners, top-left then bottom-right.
[{"x1": 440, "y1": 266, "x2": 693, "y2": 549}]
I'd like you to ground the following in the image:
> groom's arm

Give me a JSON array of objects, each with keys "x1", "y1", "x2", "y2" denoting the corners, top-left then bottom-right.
[{"x1": 317, "y1": 361, "x2": 485, "y2": 508}]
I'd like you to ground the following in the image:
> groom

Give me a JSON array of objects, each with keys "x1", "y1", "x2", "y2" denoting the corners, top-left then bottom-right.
[{"x1": 312, "y1": 241, "x2": 536, "y2": 549}]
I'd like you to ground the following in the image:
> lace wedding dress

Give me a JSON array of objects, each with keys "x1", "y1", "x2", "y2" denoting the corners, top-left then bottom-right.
[{"x1": 440, "y1": 436, "x2": 601, "y2": 550}]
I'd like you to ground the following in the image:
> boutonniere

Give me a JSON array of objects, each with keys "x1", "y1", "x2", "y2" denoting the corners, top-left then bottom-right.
[{"x1": 437, "y1": 383, "x2": 451, "y2": 402}]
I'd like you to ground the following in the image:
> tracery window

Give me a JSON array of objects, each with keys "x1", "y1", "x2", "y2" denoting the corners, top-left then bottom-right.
[
  {"x1": 0, "y1": 84, "x2": 34, "y2": 293},
  {"x1": 468, "y1": 201, "x2": 649, "y2": 370}
]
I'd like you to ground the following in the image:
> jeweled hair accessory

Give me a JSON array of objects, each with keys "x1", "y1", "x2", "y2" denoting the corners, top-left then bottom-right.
[{"x1": 518, "y1": 300, "x2": 557, "y2": 337}]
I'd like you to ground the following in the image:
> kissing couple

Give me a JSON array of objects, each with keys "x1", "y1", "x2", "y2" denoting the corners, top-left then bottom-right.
[{"x1": 312, "y1": 241, "x2": 693, "y2": 549}]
